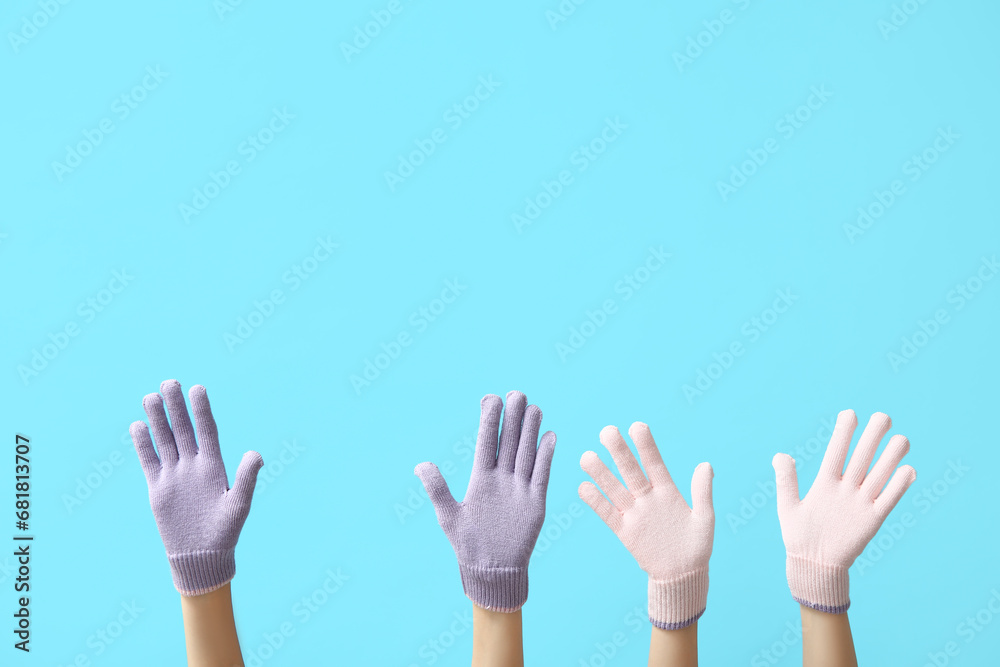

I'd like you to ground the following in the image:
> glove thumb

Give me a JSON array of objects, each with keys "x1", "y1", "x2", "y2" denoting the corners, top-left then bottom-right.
[
  {"x1": 228, "y1": 451, "x2": 264, "y2": 516},
  {"x1": 414, "y1": 462, "x2": 458, "y2": 524}
]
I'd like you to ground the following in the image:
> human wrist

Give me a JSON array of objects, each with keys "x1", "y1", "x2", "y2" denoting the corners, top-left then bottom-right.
[
  {"x1": 169, "y1": 549, "x2": 236, "y2": 597},
  {"x1": 647, "y1": 567, "x2": 709, "y2": 630},
  {"x1": 786, "y1": 554, "x2": 850, "y2": 614},
  {"x1": 459, "y1": 563, "x2": 529, "y2": 612}
]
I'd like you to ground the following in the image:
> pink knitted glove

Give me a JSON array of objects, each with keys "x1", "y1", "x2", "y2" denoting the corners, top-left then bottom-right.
[
  {"x1": 772, "y1": 410, "x2": 916, "y2": 613},
  {"x1": 579, "y1": 423, "x2": 714, "y2": 630}
]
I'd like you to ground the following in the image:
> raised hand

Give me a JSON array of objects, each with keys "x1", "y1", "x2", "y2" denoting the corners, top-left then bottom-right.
[
  {"x1": 414, "y1": 391, "x2": 556, "y2": 612},
  {"x1": 130, "y1": 379, "x2": 263, "y2": 596},
  {"x1": 580, "y1": 422, "x2": 714, "y2": 630},
  {"x1": 772, "y1": 409, "x2": 916, "y2": 613}
]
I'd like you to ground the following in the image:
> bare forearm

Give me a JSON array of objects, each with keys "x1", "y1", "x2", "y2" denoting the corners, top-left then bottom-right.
[
  {"x1": 648, "y1": 622, "x2": 698, "y2": 667},
  {"x1": 800, "y1": 605, "x2": 857, "y2": 667},
  {"x1": 472, "y1": 604, "x2": 523, "y2": 667},
  {"x1": 180, "y1": 583, "x2": 245, "y2": 667}
]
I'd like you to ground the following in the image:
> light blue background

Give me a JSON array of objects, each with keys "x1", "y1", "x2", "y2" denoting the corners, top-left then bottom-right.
[{"x1": 3, "y1": 0, "x2": 998, "y2": 664}]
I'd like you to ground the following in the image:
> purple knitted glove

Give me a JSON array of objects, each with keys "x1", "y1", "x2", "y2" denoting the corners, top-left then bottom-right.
[
  {"x1": 130, "y1": 379, "x2": 263, "y2": 596},
  {"x1": 415, "y1": 391, "x2": 557, "y2": 612}
]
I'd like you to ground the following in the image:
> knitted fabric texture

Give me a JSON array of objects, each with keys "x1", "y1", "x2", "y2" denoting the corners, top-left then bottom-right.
[
  {"x1": 415, "y1": 391, "x2": 556, "y2": 612},
  {"x1": 772, "y1": 410, "x2": 916, "y2": 613},
  {"x1": 579, "y1": 422, "x2": 714, "y2": 630},
  {"x1": 131, "y1": 379, "x2": 263, "y2": 596}
]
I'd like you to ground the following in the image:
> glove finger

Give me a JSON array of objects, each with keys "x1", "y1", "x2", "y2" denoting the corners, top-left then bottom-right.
[
  {"x1": 129, "y1": 421, "x2": 160, "y2": 482},
  {"x1": 579, "y1": 481, "x2": 623, "y2": 534},
  {"x1": 600, "y1": 425, "x2": 651, "y2": 495},
  {"x1": 862, "y1": 434, "x2": 909, "y2": 500},
  {"x1": 497, "y1": 390, "x2": 527, "y2": 472},
  {"x1": 691, "y1": 462, "x2": 714, "y2": 516},
  {"x1": 531, "y1": 431, "x2": 556, "y2": 491},
  {"x1": 143, "y1": 391, "x2": 178, "y2": 465},
  {"x1": 161, "y1": 379, "x2": 198, "y2": 458},
  {"x1": 844, "y1": 412, "x2": 892, "y2": 487},
  {"x1": 580, "y1": 448, "x2": 632, "y2": 511},
  {"x1": 628, "y1": 422, "x2": 674, "y2": 488},
  {"x1": 414, "y1": 462, "x2": 459, "y2": 517},
  {"x1": 189, "y1": 384, "x2": 221, "y2": 460},
  {"x1": 772, "y1": 453, "x2": 800, "y2": 516},
  {"x1": 875, "y1": 464, "x2": 916, "y2": 516},
  {"x1": 514, "y1": 404, "x2": 542, "y2": 478},
  {"x1": 473, "y1": 394, "x2": 503, "y2": 470},
  {"x1": 228, "y1": 450, "x2": 264, "y2": 514},
  {"x1": 818, "y1": 409, "x2": 857, "y2": 479}
]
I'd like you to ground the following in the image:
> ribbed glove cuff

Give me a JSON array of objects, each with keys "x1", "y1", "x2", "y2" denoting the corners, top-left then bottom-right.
[
  {"x1": 786, "y1": 555, "x2": 850, "y2": 614},
  {"x1": 458, "y1": 564, "x2": 529, "y2": 612},
  {"x1": 168, "y1": 549, "x2": 236, "y2": 596},
  {"x1": 648, "y1": 568, "x2": 709, "y2": 630}
]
